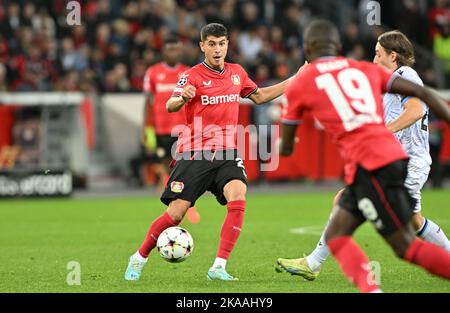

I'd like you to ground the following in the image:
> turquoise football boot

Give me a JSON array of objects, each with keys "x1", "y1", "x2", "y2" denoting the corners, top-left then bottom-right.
[
  {"x1": 124, "y1": 254, "x2": 147, "y2": 281},
  {"x1": 207, "y1": 266, "x2": 238, "y2": 281}
]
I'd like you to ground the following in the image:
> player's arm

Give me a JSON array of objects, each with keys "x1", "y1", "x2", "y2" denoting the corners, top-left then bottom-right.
[
  {"x1": 143, "y1": 93, "x2": 154, "y2": 126},
  {"x1": 249, "y1": 62, "x2": 309, "y2": 105},
  {"x1": 279, "y1": 123, "x2": 298, "y2": 156},
  {"x1": 166, "y1": 85, "x2": 196, "y2": 112},
  {"x1": 249, "y1": 79, "x2": 291, "y2": 105},
  {"x1": 166, "y1": 96, "x2": 187, "y2": 113},
  {"x1": 142, "y1": 93, "x2": 156, "y2": 149},
  {"x1": 386, "y1": 97, "x2": 424, "y2": 133},
  {"x1": 390, "y1": 78, "x2": 450, "y2": 124}
]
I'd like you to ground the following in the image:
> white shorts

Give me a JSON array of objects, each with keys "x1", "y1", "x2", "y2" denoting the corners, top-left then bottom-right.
[{"x1": 404, "y1": 165, "x2": 430, "y2": 213}]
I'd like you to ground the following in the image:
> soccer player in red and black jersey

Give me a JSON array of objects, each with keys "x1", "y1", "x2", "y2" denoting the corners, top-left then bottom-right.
[
  {"x1": 142, "y1": 36, "x2": 188, "y2": 189},
  {"x1": 142, "y1": 36, "x2": 200, "y2": 223},
  {"x1": 279, "y1": 20, "x2": 450, "y2": 292},
  {"x1": 125, "y1": 23, "x2": 299, "y2": 281}
]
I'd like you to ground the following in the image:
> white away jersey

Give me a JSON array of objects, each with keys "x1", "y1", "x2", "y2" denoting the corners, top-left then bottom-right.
[{"x1": 383, "y1": 66, "x2": 431, "y2": 170}]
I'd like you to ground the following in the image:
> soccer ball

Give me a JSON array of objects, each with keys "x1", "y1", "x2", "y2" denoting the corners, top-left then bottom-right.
[{"x1": 156, "y1": 226, "x2": 194, "y2": 263}]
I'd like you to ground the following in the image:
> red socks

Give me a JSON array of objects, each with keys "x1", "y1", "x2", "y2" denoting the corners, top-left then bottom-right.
[
  {"x1": 217, "y1": 200, "x2": 246, "y2": 259},
  {"x1": 138, "y1": 212, "x2": 178, "y2": 258},
  {"x1": 328, "y1": 236, "x2": 379, "y2": 293},
  {"x1": 404, "y1": 238, "x2": 450, "y2": 279},
  {"x1": 138, "y1": 200, "x2": 246, "y2": 260},
  {"x1": 328, "y1": 236, "x2": 450, "y2": 292}
]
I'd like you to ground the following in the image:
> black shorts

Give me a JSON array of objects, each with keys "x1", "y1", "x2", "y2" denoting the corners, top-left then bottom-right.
[
  {"x1": 338, "y1": 159, "x2": 416, "y2": 236},
  {"x1": 160, "y1": 150, "x2": 248, "y2": 206},
  {"x1": 155, "y1": 135, "x2": 177, "y2": 160}
]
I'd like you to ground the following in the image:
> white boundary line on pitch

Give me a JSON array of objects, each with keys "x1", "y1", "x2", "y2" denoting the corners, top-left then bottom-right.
[
  {"x1": 289, "y1": 225, "x2": 378, "y2": 237},
  {"x1": 289, "y1": 226, "x2": 324, "y2": 236}
]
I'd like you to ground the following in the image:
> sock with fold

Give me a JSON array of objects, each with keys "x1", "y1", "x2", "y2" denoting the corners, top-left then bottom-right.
[
  {"x1": 214, "y1": 200, "x2": 246, "y2": 268},
  {"x1": 417, "y1": 218, "x2": 450, "y2": 253},
  {"x1": 404, "y1": 238, "x2": 450, "y2": 279},
  {"x1": 307, "y1": 220, "x2": 331, "y2": 272}
]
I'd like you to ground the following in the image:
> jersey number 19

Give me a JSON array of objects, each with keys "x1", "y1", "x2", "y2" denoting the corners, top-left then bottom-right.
[{"x1": 315, "y1": 68, "x2": 382, "y2": 131}]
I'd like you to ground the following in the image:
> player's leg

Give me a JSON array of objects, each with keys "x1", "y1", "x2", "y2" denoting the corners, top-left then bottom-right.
[
  {"x1": 207, "y1": 179, "x2": 247, "y2": 281},
  {"x1": 139, "y1": 199, "x2": 191, "y2": 256},
  {"x1": 125, "y1": 199, "x2": 190, "y2": 281},
  {"x1": 207, "y1": 153, "x2": 248, "y2": 281},
  {"x1": 154, "y1": 135, "x2": 175, "y2": 192},
  {"x1": 216, "y1": 179, "x2": 246, "y2": 263},
  {"x1": 412, "y1": 212, "x2": 450, "y2": 253},
  {"x1": 365, "y1": 160, "x2": 450, "y2": 281},
  {"x1": 324, "y1": 190, "x2": 382, "y2": 293},
  {"x1": 406, "y1": 171, "x2": 450, "y2": 252},
  {"x1": 276, "y1": 188, "x2": 344, "y2": 280},
  {"x1": 125, "y1": 156, "x2": 213, "y2": 281},
  {"x1": 383, "y1": 222, "x2": 450, "y2": 280},
  {"x1": 160, "y1": 135, "x2": 201, "y2": 224},
  {"x1": 158, "y1": 156, "x2": 200, "y2": 225}
]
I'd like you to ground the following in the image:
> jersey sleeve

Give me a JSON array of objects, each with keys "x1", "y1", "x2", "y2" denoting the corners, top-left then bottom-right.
[
  {"x1": 239, "y1": 66, "x2": 258, "y2": 98},
  {"x1": 280, "y1": 76, "x2": 305, "y2": 125},
  {"x1": 172, "y1": 70, "x2": 194, "y2": 97},
  {"x1": 396, "y1": 68, "x2": 424, "y2": 105},
  {"x1": 143, "y1": 68, "x2": 154, "y2": 94},
  {"x1": 398, "y1": 67, "x2": 424, "y2": 86}
]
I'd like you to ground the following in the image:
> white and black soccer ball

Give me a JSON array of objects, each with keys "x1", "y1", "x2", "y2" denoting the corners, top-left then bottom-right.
[{"x1": 156, "y1": 226, "x2": 194, "y2": 263}]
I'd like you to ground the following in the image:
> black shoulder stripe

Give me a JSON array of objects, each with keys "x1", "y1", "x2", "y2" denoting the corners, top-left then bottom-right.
[{"x1": 243, "y1": 87, "x2": 258, "y2": 98}]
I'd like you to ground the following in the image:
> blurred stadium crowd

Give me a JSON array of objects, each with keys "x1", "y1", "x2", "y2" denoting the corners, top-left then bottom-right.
[{"x1": 0, "y1": 0, "x2": 449, "y2": 93}]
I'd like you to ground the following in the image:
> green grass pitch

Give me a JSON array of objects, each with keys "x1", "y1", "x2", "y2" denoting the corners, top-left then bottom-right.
[{"x1": 1, "y1": 189, "x2": 449, "y2": 293}]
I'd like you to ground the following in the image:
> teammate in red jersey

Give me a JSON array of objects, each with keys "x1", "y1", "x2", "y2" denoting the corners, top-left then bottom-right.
[
  {"x1": 125, "y1": 23, "x2": 300, "y2": 281},
  {"x1": 142, "y1": 36, "x2": 200, "y2": 223},
  {"x1": 142, "y1": 36, "x2": 188, "y2": 177},
  {"x1": 280, "y1": 20, "x2": 450, "y2": 293}
]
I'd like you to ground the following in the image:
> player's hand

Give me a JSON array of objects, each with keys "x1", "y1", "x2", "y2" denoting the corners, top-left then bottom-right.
[{"x1": 181, "y1": 85, "x2": 196, "y2": 102}]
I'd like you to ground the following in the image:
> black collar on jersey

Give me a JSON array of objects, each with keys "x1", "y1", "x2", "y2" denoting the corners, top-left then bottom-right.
[{"x1": 202, "y1": 61, "x2": 225, "y2": 75}]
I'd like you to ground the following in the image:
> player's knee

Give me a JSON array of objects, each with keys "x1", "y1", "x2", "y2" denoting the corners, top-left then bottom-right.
[
  {"x1": 332, "y1": 188, "x2": 345, "y2": 208},
  {"x1": 166, "y1": 211, "x2": 184, "y2": 224},
  {"x1": 223, "y1": 180, "x2": 247, "y2": 201},
  {"x1": 166, "y1": 199, "x2": 191, "y2": 223}
]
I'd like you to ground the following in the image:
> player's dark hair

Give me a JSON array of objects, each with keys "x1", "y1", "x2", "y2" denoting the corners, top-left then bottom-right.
[
  {"x1": 378, "y1": 30, "x2": 415, "y2": 67},
  {"x1": 200, "y1": 23, "x2": 228, "y2": 41},
  {"x1": 303, "y1": 19, "x2": 341, "y2": 61},
  {"x1": 304, "y1": 20, "x2": 341, "y2": 46}
]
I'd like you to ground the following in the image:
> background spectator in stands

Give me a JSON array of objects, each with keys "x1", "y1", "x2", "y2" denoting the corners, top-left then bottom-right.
[
  {"x1": 0, "y1": 0, "x2": 448, "y2": 91},
  {"x1": 0, "y1": 63, "x2": 7, "y2": 91},
  {"x1": 59, "y1": 37, "x2": 88, "y2": 73},
  {"x1": 428, "y1": 0, "x2": 450, "y2": 39},
  {"x1": 433, "y1": 19, "x2": 450, "y2": 85}
]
